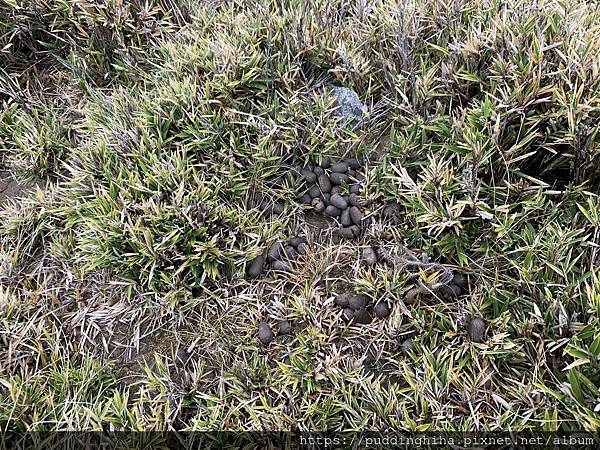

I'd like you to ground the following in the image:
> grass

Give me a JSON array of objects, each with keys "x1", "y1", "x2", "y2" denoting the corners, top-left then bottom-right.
[{"x1": 0, "y1": 0, "x2": 599, "y2": 432}]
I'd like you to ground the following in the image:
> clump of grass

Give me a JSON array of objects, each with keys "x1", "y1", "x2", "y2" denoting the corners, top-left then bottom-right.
[{"x1": 0, "y1": 101, "x2": 75, "y2": 179}]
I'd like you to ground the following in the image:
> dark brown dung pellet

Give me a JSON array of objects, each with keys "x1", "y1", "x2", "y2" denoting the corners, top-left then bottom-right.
[
  {"x1": 353, "y1": 308, "x2": 372, "y2": 324},
  {"x1": 468, "y1": 317, "x2": 486, "y2": 343},
  {"x1": 267, "y1": 242, "x2": 282, "y2": 261},
  {"x1": 278, "y1": 320, "x2": 291, "y2": 335},
  {"x1": 404, "y1": 287, "x2": 420, "y2": 304},
  {"x1": 335, "y1": 227, "x2": 354, "y2": 239},
  {"x1": 271, "y1": 202, "x2": 284, "y2": 215},
  {"x1": 349, "y1": 225, "x2": 361, "y2": 237},
  {"x1": 330, "y1": 173, "x2": 348, "y2": 185},
  {"x1": 349, "y1": 206, "x2": 363, "y2": 225},
  {"x1": 284, "y1": 245, "x2": 297, "y2": 259},
  {"x1": 349, "y1": 184, "x2": 361, "y2": 194},
  {"x1": 334, "y1": 294, "x2": 349, "y2": 307},
  {"x1": 340, "y1": 208, "x2": 352, "y2": 226},
  {"x1": 330, "y1": 194, "x2": 348, "y2": 209},
  {"x1": 331, "y1": 185, "x2": 343, "y2": 195},
  {"x1": 348, "y1": 193, "x2": 360, "y2": 206},
  {"x1": 440, "y1": 284, "x2": 462, "y2": 298},
  {"x1": 373, "y1": 301, "x2": 390, "y2": 318},
  {"x1": 248, "y1": 255, "x2": 265, "y2": 278},
  {"x1": 299, "y1": 194, "x2": 311, "y2": 205},
  {"x1": 301, "y1": 168, "x2": 317, "y2": 183},
  {"x1": 297, "y1": 243, "x2": 308, "y2": 254},
  {"x1": 382, "y1": 203, "x2": 401, "y2": 221},
  {"x1": 343, "y1": 308, "x2": 354, "y2": 321},
  {"x1": 331, "y1": 161, "x2": 349, "y2": 173},
  {"x1": 324, "y1": 205, "x2": 341, "y2": 217},
  {"x1": 320, "y1": 156, "x2": 331, "y2": 168},
  {"x1": 348, "y1": 294, "x2": 368, "y2": 310},
  {"x1": 401, "y1": 338, "x2": 415, "y2": 355},
  {"x1": 452, "y1": 272, "x2": 468, "y2": 290},
  {"x1": 308, "y1": 185, "x2": 320, "y2": 198},
  {"x1": 289, "y1": 236, "x2": 306, "y2": 247},
  {"x1": 271, "y1": 259, "x2": 291, "y2": 271},
  {"x1": 347, "y1": 158, "x2": 362, "y2": 169},
  {"x1": 313, "y1": 166, "x2": 325, "y2": 176},
  {"x1": 258, "y1": 321, "x2": 273, "y2": 344},
  {"x1": 318, "y1": 175, "x2": 332, "y2": 193}
]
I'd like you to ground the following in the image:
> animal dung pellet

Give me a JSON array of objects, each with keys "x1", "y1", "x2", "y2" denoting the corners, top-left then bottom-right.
[
  {"x1": 258, "y1": 321, "x2": 274, "y2": 345},
  {"x1": 247, "y1": 255, "x2": 265, "y2": 278},
  {"x1": 373, "y1": 301, "x2": 390, "y2": 318},
  {"x1": 468, "y1": 317, "x2": 486, "y2": 343}
]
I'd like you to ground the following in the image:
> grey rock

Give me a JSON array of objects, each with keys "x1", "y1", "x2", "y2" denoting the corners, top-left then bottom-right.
[{"x1": 331, "y1": 87, "x2": 366, "y2": 123}]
